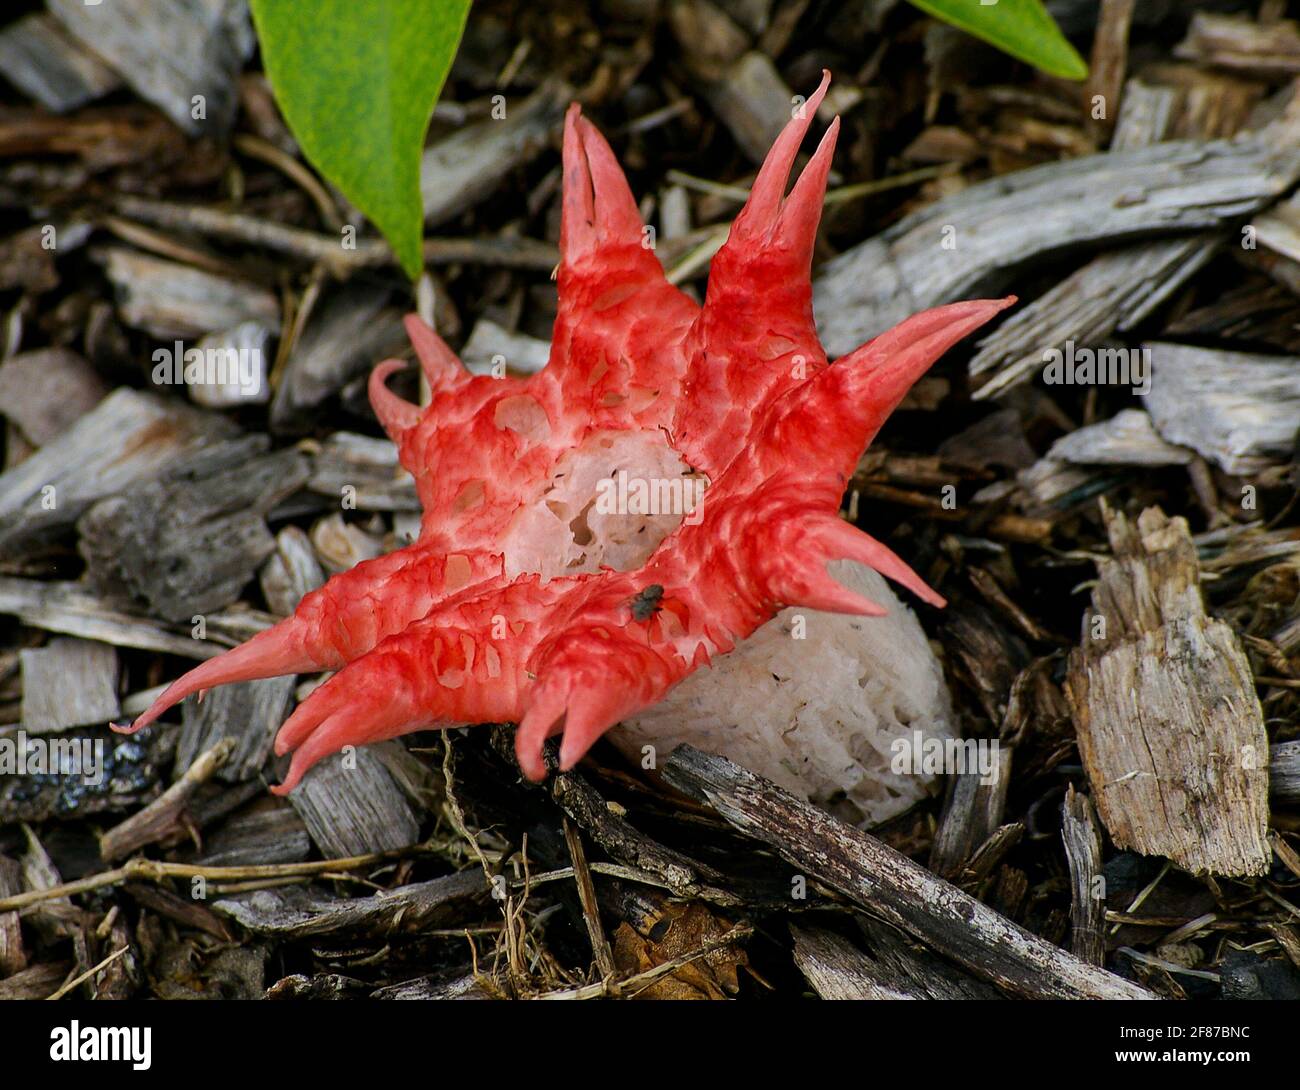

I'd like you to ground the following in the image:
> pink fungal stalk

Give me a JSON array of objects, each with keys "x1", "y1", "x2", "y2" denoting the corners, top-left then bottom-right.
[{"x1": 117, "y1": 73, "x2": 1013, "y2": 794}]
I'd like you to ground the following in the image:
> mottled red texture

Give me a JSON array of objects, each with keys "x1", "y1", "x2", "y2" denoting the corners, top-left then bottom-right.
[{"x1": 117, "y1": 73, "x2": 1013, "y2": 793}]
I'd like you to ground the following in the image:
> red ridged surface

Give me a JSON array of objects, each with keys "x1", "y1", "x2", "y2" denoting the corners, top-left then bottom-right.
[{"x1": 117, "y1": 73, "x2": 1014, "y2": 792}]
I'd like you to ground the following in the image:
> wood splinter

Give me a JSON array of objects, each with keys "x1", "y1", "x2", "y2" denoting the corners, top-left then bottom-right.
[{"x1": 1066, "y1": 501, "x2": 1270, "y2": 877}]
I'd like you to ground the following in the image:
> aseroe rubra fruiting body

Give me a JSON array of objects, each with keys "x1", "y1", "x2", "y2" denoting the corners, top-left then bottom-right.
[{"x1": 118, "y1": 73, "x2": 1013, "y2": 793}]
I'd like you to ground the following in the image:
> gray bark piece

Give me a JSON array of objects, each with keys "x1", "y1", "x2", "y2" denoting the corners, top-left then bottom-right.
[
  {"x1": 47, "y1": 0, "x2": 254, "y2": 135},
  {"x1": 460, "y1": 319, "x2": 551, "y2": 375},
  {"x1": 0, "y1": 347, "x2": 108, "y2": 446},
  {"x1": 792, "y1": 921, "x2": 999, "y2": 1000},
  {"x1": 704, "y1": 52, "x2": 793, "y2": 165},
  {"x1": 0, "y1": 13, "x2": 122, "y2": 113},
  {"x1": 177, "y1": 675, "x2": 295, "y2": 783},
  {"x1": 197, "y1": 803, "x2": 311, "y2": 867},
  {"x1": 306, "y1": 432, "x2": 419, "y2": 512},
  {"x1": 813, "y1": 134, "x2": 1300, "y2": 357},
  {"x1": 792, "y1": 925, "x2": 904, "y2": 1000},
  {"x1": 966, "y1": 70, "x2": 1218, "y2": 401},
  {"x1": 1111, "y1": 79, "x2": 1178, "y2": 150},
  {"x1": 270, "y1": 285, "x2": 406, "y2": 432},
  {"x1": 77, "y1": 438, "x2": 310, "y2": 623},
  {"x1": 421, "y1": 80, "x2": 571, "y2": 228},
  {"x1": 1273, "y1": 741, "x2": 1300, "y2": 803},
  {"x1": 0, "y1": 388, "x2": 237, "y2": 559},
  {"x1": 288, "y1": 745, "x2": 423, "y2": 858},
  {"x1": 19, "y1": 638, "x2": 120, "y2": 732},
  {"x1": 259, "y1": 526, "x2": 325, "y2": 617},
  {"x1": 214, "y1": 871, "x2": 489, "y2": 939},
  {"x1": 372, "y1": 972, "x2": 492, "y2": 1000},
  {"x1": 929, "y1": 745, "x2": 1013, "y2": 880},
  {"x1": 968, "y1": 238, "x2": 1218, "y2": 400},
  {"x1": 0, "y1": 576, "x2": 267, "y2": 661},
  {"x1": 1047, "y1": 408, "x2": 1194, "y2": 467},
  {"x1": 98, "y1": 248, "x2": 280, "y2": 339},
  {"x1": 1145, "y1": 342, "x2": 1300, "y2": 474},
  {"x1": 185, "y1": 322, "x2": 273, "y2": 408}
]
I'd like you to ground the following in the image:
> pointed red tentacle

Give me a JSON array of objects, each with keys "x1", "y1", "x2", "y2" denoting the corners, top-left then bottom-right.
[
  {"x1": 271, "y1": 576, "x2": 569, "y2": 791},
  {"x1": 547, "y1": 100, "x2": 699, "y2": 427},
  {"x1": 271, "y1": 622, "x2": 524, "y2": 794},
  {"x1": 115, "y1": 545, "x2": 505, "y2": 736},
  {"x1": 113, "y1": 619, "x2": 323, "y2": 735},
  {"x1": 772, "y1": 116, "x2": 839, "y2": 266},
  {"x1": 729, "y1": 69, "x2": 831, "y2": 243},
  {"x1": 806, "y1": 516, "x2": 946, "y2": 607},
  {"x1": 368, "y1": 358, "x2": 420, "y2": 442},
  {"x1": 674, "y1": 74, "x2": 840, "y2": 474},
  {"x1": 404, "y1": 314, "x2": 467, "y2": 392}
]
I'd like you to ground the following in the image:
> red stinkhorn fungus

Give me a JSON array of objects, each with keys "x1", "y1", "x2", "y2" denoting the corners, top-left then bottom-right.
[{"x1": 117, "y1": 73, "x2": 1013, "y2": 796}]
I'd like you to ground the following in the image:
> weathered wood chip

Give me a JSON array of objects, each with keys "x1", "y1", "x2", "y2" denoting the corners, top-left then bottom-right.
[
  {"x1": 1065, "y1": 503, "x2": 1271, "y2": 877},
  {"x1": 371, "y1": 971, "x2": 492, "y2": 1000},
  {"x1": 703, "y1": 52, "x2": 793, "y2": 165},
  {"x1": 184, "y1": 322, "x2": 273, "y2": 408},
  {"x1": 968, "y1": 238, "x2": 1218, "y2": 400},
  {"x1": 97, "y1": 247, "x2": 280, "y2": 339},
  {"x1": 270, "y1": 284, "x2": 407, "y2": 433},
  {"x1": 0, "y1": 576, "x2": 268, "y2": 661},
  {"x1": 259, "y1": 526, "x2": 325, "y2": 617},
  {"x1": 1045, "y1": 408, "x2": 1192, "y2": 467},
  {"x1": 176, "y1": 675, "x2": 295, "y2": 784},
  {"x1": 288, "y1": 744, "x2": 423, "y2": 858},
  {"x1": 47, "y1": 0, "x2": 254, "y2": 135},
  {"x1": 0, "y1": 13, "x2": 121, "y2": 113},
  {"x1": 1273, "y1": 740, "x2": 1300, "y2": 804},
  {"x1": 792, "y1": 921, "x2": 999, "y2": 999},
  {"x1": 421, "y1": 79, "x2": 571, "y2": 228},
  {"x1": 1175, "y1": 12, "x2": 1300, "y2": 78},
  {"x1": 1144, "y1": 342, "x2": 1300, "y2": 474},
  {"x1": 0, "y1": 854, "x2": 26, "y2": 975},
  {"x1": 1110, "y1": 78, "x2": 1177, "y2": 149},
  {"x1": 78, "y1": 437, "x2": 308, "y2": 623},
  {"x1": 196, "y1": 802, "x2": 311, "y2": 868},
  {"x1": 929, "y1": 743, "x2": 1013, "y2": 880},
  {"x1": 213, "y1": 870, "x2": 489, "y2": 939},
  {"x1": 813, "y1": 133, "x2": 1300, "y2": 356},
  {"x1": 306, "y1": 432, "x2": 418, "y2": 512},
  {"x1": 662, "y1": 745, "x2": 1154, "y2": 999},
  {"x1": 19, "y1": 637, "x2": 120, "y2": 732},
  {"x1": 0, "y1": 960, "x2": 70, "y2": 1000},
  {"x1": 1060, "y1": 786, "x2": 1106, "y2": 966},
  {"x1": 0, "y1": 387, "x2": 236, "y2": 559},
  {"x1": 460, "y1": 318, "x2": 550, "y2": 375},
  {"x1": 0, "y1": 347, "x2": 108, "y2": 447}
]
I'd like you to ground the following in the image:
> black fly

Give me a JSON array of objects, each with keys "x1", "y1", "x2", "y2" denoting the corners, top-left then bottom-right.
[{"x1": 629, "y1": 583, "x2": 664, "y2": 622}]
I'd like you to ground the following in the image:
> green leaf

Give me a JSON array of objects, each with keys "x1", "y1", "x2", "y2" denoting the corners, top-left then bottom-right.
[
  {"x1": 249, "y1": 0, "x2": 471, "y2": 279},
  {"x1": 907, "y1": 0, "x2": 1088, "y2": 81}
]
